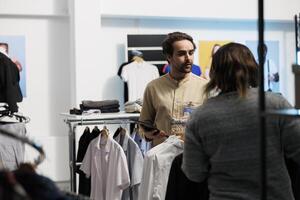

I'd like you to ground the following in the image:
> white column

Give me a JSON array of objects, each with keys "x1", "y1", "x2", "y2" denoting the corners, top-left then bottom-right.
[{"x1": 69, "y1": 0, "x2": 103, "y2": 106}]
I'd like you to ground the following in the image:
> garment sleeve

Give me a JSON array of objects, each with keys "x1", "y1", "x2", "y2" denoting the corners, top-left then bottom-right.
[
  {"x1": 0, "y1": 55, "x2": 22, "y2": 112},
  {"x1": 79, "y1": 142, "x2": 92, "y2": 177},
  {"x1": 130, "y1": 142, "x2": 144, "y2": 186},
  {"x1": 116, "y1": 148, "x2": 130, "y2": 190},
  {"x1": 182, "y1": 116, "x2": 209, "y2": 183},
  {"x1": 153, "y1": 66, "x2": 160, "y2": 79},
  {"x1": 121, "y1": 65, "x2": 129, "y2": 82}
]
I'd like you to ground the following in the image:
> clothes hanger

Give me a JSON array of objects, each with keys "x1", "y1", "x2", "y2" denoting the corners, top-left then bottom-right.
[
  {"x1": 113, "y1": 126, "x2": 122, "y2": 138},
  {"x1": 0, "y1": 105, "x2": 30, "y2": 123},
  {"x1": 101, "y1": 126, "x2": 109, "y2": 138},
  {"x1": 132, "y1": 56, "x2": 144, "y2": 63},
  {"x1": 13, "y1": 113, "x2": 30, "y2": 123}
]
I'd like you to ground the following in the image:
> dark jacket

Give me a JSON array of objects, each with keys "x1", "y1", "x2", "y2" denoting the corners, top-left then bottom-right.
[{"x1": 0, "y1": 52, "x2": 22, "y2": 112}]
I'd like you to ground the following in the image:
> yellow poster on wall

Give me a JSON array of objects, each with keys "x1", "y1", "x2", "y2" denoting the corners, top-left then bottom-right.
[{"x1": 199, "y1": 40, "x2": 231, "y2": 79}]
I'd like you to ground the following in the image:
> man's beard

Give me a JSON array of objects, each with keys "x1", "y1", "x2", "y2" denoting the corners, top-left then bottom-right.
[{"x1": 178, "y1": 63, "x2": 192, "y2": 73}]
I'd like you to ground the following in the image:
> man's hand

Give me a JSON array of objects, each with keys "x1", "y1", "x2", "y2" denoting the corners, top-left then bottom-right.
[{"x1": 143, "y1": 129, "x2": 167, "y2": 141}]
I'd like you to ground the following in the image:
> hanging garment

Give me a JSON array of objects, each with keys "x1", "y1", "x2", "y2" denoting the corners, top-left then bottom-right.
[
  {"x1": 118, "y1": 61, "x2": 133, "y2": 103},
  {"x1": 138, "y1": 135, "x2": 183, "y2": 200},
  {"x1": 130, "y1": 128, "x2": 151, "y2": 156},
  {"x1": 114, "y1": 128, "x2": 144, "y2": 200},
  {"x1": 165, "y1": 153, "x2": 209, "y2": 200},
  {"x1": 76, "y1": 126, "x2": 101, "y2": 196},
  {"x1": 80, "y1": 134, "x2": 130, "y2": 200},
  {"x1": 0, "y1": 122, "x2": 26, "y2": 170},
  {"x1": 120, "y1": 61, "x2": 159, "y2": 102},
  {"x1": 0, "y1": 52, "x2": 23, "y2": 113}
]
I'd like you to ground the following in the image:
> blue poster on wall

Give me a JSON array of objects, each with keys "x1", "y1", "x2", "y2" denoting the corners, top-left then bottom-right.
[
  {"x1": 0, "y1": 36, "x2": 26, "y2": 97},
  {"x1": 245, "y1": 40, "x2": 280, "y2": 93}
]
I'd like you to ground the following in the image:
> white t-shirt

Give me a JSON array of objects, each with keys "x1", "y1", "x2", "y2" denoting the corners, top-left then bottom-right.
[
  {"x1": 121, "y1": 61, "x2": 159, "y2": 102},
  {"x1": 80, "y1": 135, "x2": 130, "y2": 200}
]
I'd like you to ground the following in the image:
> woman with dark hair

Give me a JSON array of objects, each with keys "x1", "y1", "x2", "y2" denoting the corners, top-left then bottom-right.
[{"x1": 182, "y1": 42, "x2": 300, "y2": 200}]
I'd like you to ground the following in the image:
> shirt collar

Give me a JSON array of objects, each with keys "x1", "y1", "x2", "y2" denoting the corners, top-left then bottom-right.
[
  {"x1": 166, "y1": 73, "x2": 191, "y2": 87},
  {"x1": 114, "y1": 129, "x2": 129, "y2": 151},
  {"x1": 95, "y1": 134, "x2": 112, "y2": 153},
  {"x1": 164, "y1": 135, "x2": 184, "y2": 149}
]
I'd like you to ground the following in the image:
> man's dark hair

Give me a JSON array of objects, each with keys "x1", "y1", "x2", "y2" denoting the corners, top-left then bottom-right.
[
  {"x1": 162, "y1": 32, "x2": 196, "y2": 56},
  {"x1": 205, "y1": 42, "x2": 259, "y2": 98}
]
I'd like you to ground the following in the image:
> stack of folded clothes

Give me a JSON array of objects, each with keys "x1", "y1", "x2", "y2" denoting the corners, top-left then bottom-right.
[
  {"x1": 80, "y1": 100, "x2": 120, "y2": 113},
  {"x1": 124, "y1": 99, "x2": 143, "y2": 113}
]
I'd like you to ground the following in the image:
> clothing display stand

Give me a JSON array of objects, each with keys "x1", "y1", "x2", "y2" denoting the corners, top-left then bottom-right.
[{"x1": 61, "y1": 112, "x2": 140, "y2": 192}]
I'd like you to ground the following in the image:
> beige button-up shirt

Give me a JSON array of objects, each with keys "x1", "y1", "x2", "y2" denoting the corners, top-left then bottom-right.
[{"x1": 139, "y1": 73, "x2": 207, "y2": 146}]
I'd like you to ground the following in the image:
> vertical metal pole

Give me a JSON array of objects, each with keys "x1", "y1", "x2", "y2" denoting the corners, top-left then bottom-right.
[
  {"x1": 68, "y1": 122, "x2": 77, "y2": 193},
  {"x1": 258, "y1": 0, "x2": 267, "y2": 199},
  {"x1": 71, "y1": 125, "x2": 77, "y2": 193},
  {"x1": 67, "y1": 122, "x2": 74, "y2": 192},
  {"x1": 295, "y1": 15, "x2": 298, "y2": 64}
]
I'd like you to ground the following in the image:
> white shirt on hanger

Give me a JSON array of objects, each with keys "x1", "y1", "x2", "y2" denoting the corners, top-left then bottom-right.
[
  {"x1": 80, "y1": 134, "x2": 130, "y2": 200},
  {"x1": 138, "y1": 135, "x2": 184, "y2": 200}
]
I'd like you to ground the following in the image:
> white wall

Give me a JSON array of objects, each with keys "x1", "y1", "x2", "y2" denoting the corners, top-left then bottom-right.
[
  {"x1": 0, "y1": 0, "x2": 68, "y2": 16},
  {"x1": 0, "y1": 0, "x2": 71, "y2": 181},
  {"x1": 100, "y1": 0, "x2": 300, "y2": 21},
  {"x1": 99, "y1": 18, "x2": 296, "y2": 104}
]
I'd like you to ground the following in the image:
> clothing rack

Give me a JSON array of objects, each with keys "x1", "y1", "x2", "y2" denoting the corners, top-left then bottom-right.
[{"x1": 61, "y1": 112, "x2": 140, "y2": 192}]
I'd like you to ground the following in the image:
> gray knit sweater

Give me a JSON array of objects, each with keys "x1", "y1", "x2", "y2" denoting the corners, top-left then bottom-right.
[{"x1": 182, "y1": 88, "x2": 300, "y2": 200}]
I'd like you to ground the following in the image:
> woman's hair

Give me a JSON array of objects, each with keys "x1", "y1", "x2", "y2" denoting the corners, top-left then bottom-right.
[{"x1": 204, "y1": 42, "x2": 258, "y2": 98}]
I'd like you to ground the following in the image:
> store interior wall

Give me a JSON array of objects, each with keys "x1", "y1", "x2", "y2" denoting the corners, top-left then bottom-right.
[
  {"x1": 100, "y1": 0, "x2": 300, "y2": 21},
  {"x1": 0, "y1": 0, "x2": 298, "y2": 182}
]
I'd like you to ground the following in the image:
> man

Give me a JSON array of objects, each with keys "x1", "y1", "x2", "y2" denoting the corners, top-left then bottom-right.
[{"x1": 139, "y1": 32, "x2": 208, "y2": 146}]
